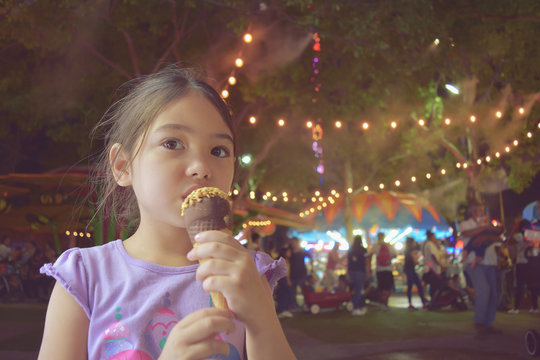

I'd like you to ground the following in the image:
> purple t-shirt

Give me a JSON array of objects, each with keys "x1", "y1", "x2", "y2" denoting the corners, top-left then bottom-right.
[{"x1": 40, "y1": 240, "x2": 286, "y2": 360}]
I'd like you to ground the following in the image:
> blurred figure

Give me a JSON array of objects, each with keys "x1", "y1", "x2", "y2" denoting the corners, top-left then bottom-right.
[
  {"x1": 289, "y1": 236, "x2": 313, "y2": 307},
  {"x1": 336, "y1": 274, "x2": 349, "y2": 293},
  {"x1": 0, "y1": 235, "x2": 12, "y2": 261},
  {"x1": 347, "y1": 235, "x2": 368, "y2": 316},
  {"x1": 275, "y1": 245, "x2": 295, "y2": 318},
  {"x1": 461, "y1": 211, "x2": 505, "y2": 336},
  {"x1": 459, "y1": 204, "x2": 489, "y2": 292},
  {"x1": 247, "y1": 232, "x2": 262, "y2": 252},
  {"x1": 367, "y1": 233, "x2": 396, "y2": 309},
  {"x1": 322, "y1": 242, "x2": 341, "y2": 292},
  {"x1": 422, "y1": 230, "x2": 445, "y2": 301},
  {"x1": 508, "y1": 220, "x2": 537, "y2": 314},
  {"x1": 404, "y1": 237, "x2": 428, "y2": 310}
]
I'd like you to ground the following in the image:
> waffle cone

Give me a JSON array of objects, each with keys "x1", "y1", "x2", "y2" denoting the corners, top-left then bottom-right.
[
  {"x1": 192, "y1": 242, "x2": 229, "y2": 310},
  {"x1": 182, "y1": 187, "x2": 233, "y2": 310}
]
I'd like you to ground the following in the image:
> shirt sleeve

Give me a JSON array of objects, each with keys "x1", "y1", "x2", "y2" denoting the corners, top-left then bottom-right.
[
  {"x1": 40, "y1": 247, "x2": 91, "y2": 318},
  {"x1": 252, "y1": 251, "x2": 287, "y2": 292}
]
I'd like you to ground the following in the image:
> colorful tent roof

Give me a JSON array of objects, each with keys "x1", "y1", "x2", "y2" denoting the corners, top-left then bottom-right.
[{"x1": 305, "y1": 190, "x2": 448, "y2": 231}]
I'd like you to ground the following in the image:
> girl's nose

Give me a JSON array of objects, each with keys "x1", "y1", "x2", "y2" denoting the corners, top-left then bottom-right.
[{"x1": 187, "y1": 157, "x2": 211, "y2": 180}]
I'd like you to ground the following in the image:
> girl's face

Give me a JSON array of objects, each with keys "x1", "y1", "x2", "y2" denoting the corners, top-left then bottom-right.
[{"x1": 117, "y1": 92, "x2": 235, "y2": 230}]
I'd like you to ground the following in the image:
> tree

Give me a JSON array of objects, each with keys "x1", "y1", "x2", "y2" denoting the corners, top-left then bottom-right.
[{"x1": 1, "y1": 0, "x2": 538, "y2": 238}]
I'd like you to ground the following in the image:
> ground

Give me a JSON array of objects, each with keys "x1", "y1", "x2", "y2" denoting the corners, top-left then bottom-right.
[{"x1": 1, "y1": 294, "x2": 538, "y2": 359}]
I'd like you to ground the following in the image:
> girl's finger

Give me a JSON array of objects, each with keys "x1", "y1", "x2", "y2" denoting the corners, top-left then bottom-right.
[
  {"x1": 182, "y1": 314, "x2": 236, "y2": 345},
  {"x1": 182, "y1": 339, "x2": 231, "y2": 360},
  {"x1": 189, "y1": 240, "x2": 247, "y2": 263},
  {"x1": 175, "y1": 307, "x2": 233, "y2": 335},
  {"x1": 195, "y1": 258, "x2": 235, "y2": 282},
  {"x1": 194, "y1": 230, "x2": 244, "y2": 249}
]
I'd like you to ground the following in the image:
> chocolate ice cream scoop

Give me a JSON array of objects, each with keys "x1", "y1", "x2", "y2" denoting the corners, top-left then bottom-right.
[
  {"x1": 181, "y1": 187, "x2": 233, "y2": 241},
  {"x1": 181, "y1": 187, "x2": 233, "y2": 309}
]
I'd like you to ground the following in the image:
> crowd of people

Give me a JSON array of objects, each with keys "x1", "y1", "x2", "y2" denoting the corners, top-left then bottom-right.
[
  {"x1": 0, "y1": 235, "x2": 56, "y2": 303},
  {"x1": 1, "y1": 202, "x2": 538, "y2": 338},
  {"x1": 258, "y1": 202, "x2": 539, "y2": 330}
]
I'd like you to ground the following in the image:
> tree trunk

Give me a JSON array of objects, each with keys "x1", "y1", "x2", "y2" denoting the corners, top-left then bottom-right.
[{"x1": 344, "y1": 159, "x2": 354, "y2": 244}]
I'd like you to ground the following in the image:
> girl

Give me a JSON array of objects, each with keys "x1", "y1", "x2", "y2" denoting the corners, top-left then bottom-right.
[
  {"x1": 38, "y1": 66, "x2": 296, "y2": 360},
  {"x1": 403, "y1": 237, "x2": 427, "y2": 310}
]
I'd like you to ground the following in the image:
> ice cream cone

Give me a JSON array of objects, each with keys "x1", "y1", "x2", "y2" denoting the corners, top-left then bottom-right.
[{"x1": 182, "y1": 187, "x2": 233, "y2": 309}]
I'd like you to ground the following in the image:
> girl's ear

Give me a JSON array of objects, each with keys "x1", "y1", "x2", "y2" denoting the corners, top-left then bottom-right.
[{"x1": 110, "y1": 143, "x2": 132, "y2": 187}]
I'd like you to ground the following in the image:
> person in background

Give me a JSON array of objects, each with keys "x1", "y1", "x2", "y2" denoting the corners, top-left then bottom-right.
[
  {"x1": 289, "y1": 236, "x2": 313, "y2": 307},
  {"x1": 461, "y1": 220, "x2": 504, "y2": 336},
  {"x1": 275, "y1": 245, "x2": 295, "y2": 318},
  {"x1": 459, "y1": 204, "x2": 489, "y2": 292},
  {"x1": 336, "y1": 274, "x2": 349, "y2": 293},
  {"x1": 367, "y1": 233, "x2": 396, "y2": 310},
  {"x1": 247, "y1": 231, "x2": 262, "y2": 252},
  {"x1": 321, "y1": 242, "x2": 341, "y2": 292},
  {"x1": 0, "y1": 235, "x2": 12, "y2": 262},
  {"x1": 508, "y1": 220, "x2": 536, "y2": 314},
  {"x1": 422, "y1": 230, "x2": 445, "y2": 301},
  {"x1": 347, "y1": 235, "x2": 368, "y2": 316},
  {"x1": 404, "y1": 237, "x2": 428, "y2": 311}
]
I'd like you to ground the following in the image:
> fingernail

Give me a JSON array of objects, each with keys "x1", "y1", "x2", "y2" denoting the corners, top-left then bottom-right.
[{"x1": 186, "y1": 250, "x2": 194, "y2": 260}]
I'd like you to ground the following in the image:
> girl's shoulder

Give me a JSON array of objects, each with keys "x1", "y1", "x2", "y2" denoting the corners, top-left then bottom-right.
[{"x1": 48, "y1": 241, "x2": 120, "y2": 266}]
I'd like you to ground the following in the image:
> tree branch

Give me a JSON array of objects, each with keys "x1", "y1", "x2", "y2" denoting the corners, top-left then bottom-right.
[
  {"x1": 81, "y1": 40, "x2": 132, "y2": 80},
  {"x1": 463, "y1": 12, "x2": 540, "y2": 22},
  {"x1": 121, "y1": 29, "x2": 141, "y2": 76},
  {"x1": 476, "y1": 60, "x2": 502, "y2": 104},
  {"x1": 152, "y1": 2, "x2": 188, "y2": 72},
  {"x1": 233, "y1": 132, "x2": 283, "y2": 212}
]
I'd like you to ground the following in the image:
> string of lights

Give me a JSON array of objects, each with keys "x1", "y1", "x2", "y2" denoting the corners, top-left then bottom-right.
[{"x1": 220, "y1": 27, "x2": 538, "y2": 215}]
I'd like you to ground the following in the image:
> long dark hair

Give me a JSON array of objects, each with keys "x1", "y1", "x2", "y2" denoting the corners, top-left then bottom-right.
[
  {"x1": 405, "y1": 237, "x2": 415, "y2": 253},
  {"x1": 349, "y1": 235, "x2": 365, "y2": 255}
]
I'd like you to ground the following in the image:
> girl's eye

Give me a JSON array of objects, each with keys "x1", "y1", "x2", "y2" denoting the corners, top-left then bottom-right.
[
  {"x1": 162, "y1": 139, "x2": 184, "y2": 150},
  {"x1": 211, "y1": 146, "x2": 230, "y2": 158}
]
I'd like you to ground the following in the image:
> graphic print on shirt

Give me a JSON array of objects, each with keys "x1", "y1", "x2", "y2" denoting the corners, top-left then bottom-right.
[
  {"x1": 102, "y1": 306, "x2": 152, "y2": 360},
  {"x1": 143, "y1": 292, "x2": 179, "y2": 358},
  {"x1": 377, "y1": 244, "x2": 391, "y2": 266},
  {"x1": 209, "y1": 294, "x2": 242, "y2": 360}
]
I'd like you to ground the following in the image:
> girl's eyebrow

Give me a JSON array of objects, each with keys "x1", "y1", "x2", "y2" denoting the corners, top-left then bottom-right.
[{"x1": 155, "y1": 123, "x2": 234, "y2": 144}]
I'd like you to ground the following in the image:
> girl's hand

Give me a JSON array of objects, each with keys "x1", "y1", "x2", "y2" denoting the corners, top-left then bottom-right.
[
  {"x1": 187, "y1": 230, "x2": 274, "y2": 328},
  {"x1": 158, "y1": 307, "x2": 235, "y2": 360}
]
